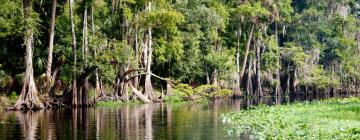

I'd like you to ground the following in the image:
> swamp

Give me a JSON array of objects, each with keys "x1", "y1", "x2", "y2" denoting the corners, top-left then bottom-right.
[{"x1": 1, "y1": 0, "x2": 360, "y2": 139}]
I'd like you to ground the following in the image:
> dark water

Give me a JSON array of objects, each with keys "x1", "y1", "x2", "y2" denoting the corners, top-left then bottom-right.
[{"x1": 0, "y1": 96, "x2": 348, "y2": 140}]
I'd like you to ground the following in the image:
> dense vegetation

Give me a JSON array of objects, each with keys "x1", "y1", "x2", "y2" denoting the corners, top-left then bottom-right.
[
  {"x1": 1, "y1": 0, "x2": 360, "y2": 109},
  {"x1": 223, "y1": 97, "x2": 360, "y2": 139}
]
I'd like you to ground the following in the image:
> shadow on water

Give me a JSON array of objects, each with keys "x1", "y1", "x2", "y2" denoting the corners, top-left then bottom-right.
[{"x1": 0, "y1": 95, "x2": 356, "y2": 140}]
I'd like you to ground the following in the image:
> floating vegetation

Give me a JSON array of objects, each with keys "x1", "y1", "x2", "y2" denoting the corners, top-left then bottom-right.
[{"x1": 223, "y1": 97, "x2": 360, "y2": 139}]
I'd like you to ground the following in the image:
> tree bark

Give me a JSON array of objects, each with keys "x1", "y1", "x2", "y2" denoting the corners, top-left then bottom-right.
[
  {"x1": 285, "y1": 64, "x2": 290, "y2": 95},
  {"x1": 134, "y1": 17, "x2": 139, "y2": 89},
  {"x1": 255, "y1": 42, "x2": 263, "y2": 96},
  {"x1": 91, "y1": 5, "x2": 101, "y2": 100},
  {"x1": 82, "y1": 6, "x2": 88, "y2": 60},
  {"x1": 239, "y1": 24, "x2": 255, "y2": 82},
  {"x1": 69, "y1": 0, "x2": 78, "y2": 107},
  {"x1": 45, "y1": 0, "x2": 57, "y2": 95},
  {"x1": 234, "y1": 23, "x2": 242, "y2": 96},
  {"x1": 11, "y1": 0, "x2": 44, "y2": 110},
  {"x1": 130, "y1": 83, "x2": 151, "y2": 103},
  {"x1": 211, "y1": 68, "x2": 218, "y2": 85},
  {"x1": 144, "y1": 2, "x2": 156, "y2": 102},
  {"x1": 274, "y1": 23, "x2": 282, "y2": 96},
  {"x1": 246, "y1": 57, "x2": 253, "y2": 96},
  {"x1": 81, "y1": 4, "x2": 89, "y2": 106},
  {"x1": 166, "y1": 82, "x2": 172, "y2": 96}
]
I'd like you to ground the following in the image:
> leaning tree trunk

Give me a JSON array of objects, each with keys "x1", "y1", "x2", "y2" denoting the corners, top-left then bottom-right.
[
  {"x1": 45, "y1": 0, "x2": 57, "y2": 95},
  {"x1": 69, "y1": 0, "x2": 78, "y2": 106},
  {"x1": 239, "y1": 24, "x2": 255, "y2": 83},
  {"x1": 11, "y1": 0, "x2": 44, "y2": 110}
]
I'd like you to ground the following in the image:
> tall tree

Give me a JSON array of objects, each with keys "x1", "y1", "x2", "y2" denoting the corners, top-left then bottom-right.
[
  {"x1": 45, "y1": 0, "x2": 57, "y2": 95},
  {"x1": 144, "y1": 1, "x2": 155, "y2": 101},
  {"x1": 69, "y1": 0, "x2": 78, "y2": 106},
  {"x1": 12, "y1": 0, "x2": 44, "y2": 110}
]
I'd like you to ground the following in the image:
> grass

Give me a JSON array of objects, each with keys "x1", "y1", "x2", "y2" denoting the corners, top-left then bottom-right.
[
  {"x1": 222, "y1": 97, "x2": 360, "y2": 139},
  {"x1": 0, "y1": 92, "x2": 18, "y2": 108},
  {"x1": 96, "y1": 100, "x2": 142, "y2": 107}
]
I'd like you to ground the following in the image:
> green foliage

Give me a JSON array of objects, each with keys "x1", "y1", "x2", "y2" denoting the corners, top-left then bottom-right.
[
  {"x1": 163, "y1": 95, "x2": 184, "y2": 103},
  {"x1": 281, "y1": 42, "x2": 308, "y2": 67},
  {"x1": 0, "y1": 0, "x2": 22, "y2": 37},
  {"x1": 173, "y1": 84, "x2": 232, "y2": 100},
  {"x1": 262, "y1": 36, "x2": 280, "y2": 72},
  {"x1": 235, "y1": 1, "x2": 269, "y2": 22},
  {"x1": 223, "y1": 97, "x2": 360, "y2": 139},
  {"x1": 301, "y1": 65, "x2": 340, "y2": 89},
  {"x1": 142, "y1": 9, "x2": 184, "y2": 32},
  {"x1": 209, "y1": 89, "x2": 232, "y2": 98},
  {"x1": 9, "y1": 91, "x2": 18, "y2": 104},
  {"x1": 2, "y1": 0, "x2": 360, "y2": 99}
]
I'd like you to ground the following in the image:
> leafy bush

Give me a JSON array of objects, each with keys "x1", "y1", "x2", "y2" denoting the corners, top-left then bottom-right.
[
  {"x1": 9, "y1": 91, "x2": 18, "y2": 104},
  {"x1": 163, "y1": 95, "x2": 184, "y2": 103},
  {"x1": 173, "y1": 84, "x2": 232, "y2": 100}
]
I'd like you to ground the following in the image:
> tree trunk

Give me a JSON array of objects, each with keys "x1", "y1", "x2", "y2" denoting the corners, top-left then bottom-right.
[
  {"x1": 91, "y1": 4, "x2": 101, "y2": 100},
  {"x1": 130, "y1": 83, "x2": 151, "y2": 103},
  {"x1": 166, "y1": 82, "x2": 172, "y2": 96},
  {"x1": 81, "y1": 5, "x2": 89, "y2": 106},
  {"x1": 11, "y1": 0, "x2": 44, "y2": 110},
  {"x1": 81, "y1": 79, "x2": 89, "y2": 106},
  {"x1": 255, "y1": 43, "x2": 263, "y2": 96},
  {"x1": 69, "y1": 0, "x2": 78, "y2": 107},
  {"x1": 118, "y1": 66, "x2": 129, "y2": 101},
  {"x1": 274, "y1": 23, "x2": 282, "y2": 96},
  {"x1": 246, "y1": 57, "x2": 253, "y2": 96},
  {"x1": 82, "y1": 6, "x2": 88, "y2": 60},
  {"x1": 45, "y1": 0, "x2": 57, "y2": 95},
  {"x1": 239, "y1": 24, "x2": 255, "y2": 82},
  {"x1": 134, "y1": 19, "x2": 139, "y2": 89},
  {"x1": 144, "y1": 2, "x2": 156, "y2": 102},
  {"x1": 211, "y1": 68, "x2": 218, "y2": 85},
  {"x1": 234, "y1": 23, "x2": 242, "y2": 96},
  {"x1": 285, "y1": 64, "x2": 290, "y2": 95}
]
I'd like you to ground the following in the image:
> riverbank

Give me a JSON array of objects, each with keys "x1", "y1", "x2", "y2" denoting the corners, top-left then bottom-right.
[
  {"x1": 222, "y1": 97, "x2": 360, "y2": 139},
  {"x1": 0, "y1": 84, "x2": 232, "y2": 109}
]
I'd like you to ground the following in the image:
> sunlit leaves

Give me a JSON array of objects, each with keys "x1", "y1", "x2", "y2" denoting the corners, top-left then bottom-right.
[
  {"x1": 0, "y1": 0, "x2": 22, "y2": 37},
  {"x1": 235, "y1": 2, "x2": 269, "y2": 22},
  {"x1": 141, "y1": 9, "x2": 184, "y2": 32},
  {"x1": 281, "y1": 42, "x2": 308, "y2": 67},
  {"x1": 262, "y1": 36, "x2": 280, "y2": 72}
]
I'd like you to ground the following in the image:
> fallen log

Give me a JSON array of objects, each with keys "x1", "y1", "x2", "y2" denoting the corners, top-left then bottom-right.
[{"x1": 129, "y1": 83, "x2": 151, "y2": 103}]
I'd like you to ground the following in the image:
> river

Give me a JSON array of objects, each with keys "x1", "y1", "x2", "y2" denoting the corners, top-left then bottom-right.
[{"x1": 0, "y1": 95, "x2": 350, "y2": 140}]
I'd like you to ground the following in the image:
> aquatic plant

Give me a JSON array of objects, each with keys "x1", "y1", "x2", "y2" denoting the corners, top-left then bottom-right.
[{"x1": 223, "y1": 97, "x2": 360, "y2": 139}]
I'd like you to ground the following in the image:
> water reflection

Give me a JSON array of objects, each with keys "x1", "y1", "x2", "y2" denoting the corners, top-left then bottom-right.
[{"x1": 0, "y1": 96, "x2": 342, "y2": 140}]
